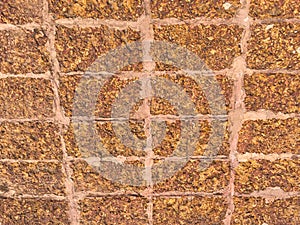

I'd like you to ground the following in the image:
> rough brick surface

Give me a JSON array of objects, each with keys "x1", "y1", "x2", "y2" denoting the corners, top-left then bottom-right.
[
  {"x1": 235, "y1": 159, "x2": 300, "y2": 194},
  {"x1": 151, "y1": 0, "x2": 241, "y2": 19},
  {"x1": 0, "y1": 162, "x2": 65, "y2": 195},
  {"x1": 232, "y1": 197, "x2": 300, "y2": 225},
  {"x1": 79, "y1": 197, "x2": 148, "y2": 224},
  {"x1": 0, "y1": 0, "x2": 43, "y2": 25},
  {"x1": 244, "y1": 73, "x2": 300, "y2": 113},
  {"x1": 249, "y1": 0, "x2": 300, "y2": 19},
  {"x1": 153, "y1": 196, "x2": 228, "y2": 224},
  {"x1": 49, "y1": 0, "x2": 144, "y2": 21},
  {"x1": 247, "y1": 23, "x2": 300, "y2": 70},
  {"x1": 238, "y1": 118, "x2": 300, "y2": 154},
  {"x1": 0, "y1": 122, "x2": 62, "y2": 159},
  {"x1": 0, "y1": 78, "x2": 54, "y2": 119},
  {"x1": 154, "y1": 24, "x2": 242, "y2": 70},
  {"x1": 0, "y1": 198, "x2": 70, "y2": 224},
  {"x1": 0, "y1": 29, "x2": 50, "y2": 74}
]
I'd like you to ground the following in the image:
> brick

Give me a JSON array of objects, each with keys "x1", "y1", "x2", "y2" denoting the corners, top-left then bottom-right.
[
  {"x1": 249, "y1": 0, "x2": 300, "y2": 19},
  {"x1": 0, "y1": 162, "x2": 65, "y2": 195},
  {"x1": 153, "y1": 160, "x2": 229, "y2": 193},
  {"x1": 238, "y1": 118, "x2": 300, "y2": 154},
  {"x1": 79, "y1": 196, "x2": 148, "y2": 225},
  {"x1": 244, "y1": 73, "x2": 300, "y2": 113},
  {"x1": 49, "y1": 0, "x2": 144, "y2": 21},
  {"x1": 0, "y1": 121, "x2": 62, "y2": 160},
  {"x1": 0, "y1": 29, "x2": 50, "y2": 74},
  {"x1": 0, "y1": 0, "x2": 43, "y2": 25},
  {"x1": 153, "y1": 196, "x2": 227, "y2": 224},
  {"x1": 154, "y1": 24, "x2": 242, "y2": 70},
  {"x1": 235, "y1": 159, "x2": 300, "y2": 194},
  {"x1": 55, "y1": 25, "x2": 141, "y2": 73},
  {"x1": 232, "y1": 197, "x2": 300, "y2": 225},
  {"x1": 70, "y1": 159, "x2": 146, "y2": 193},
  {"x1": 0, "y1": 198, "x2": 70, "y2": 224},
  {"x1": 152, "y1": 0, "x2": 240, "y2": 19},
  {"x1": 0, "y1": 78, "x2": 54, "y2": 119},
  {"x1": 247, "y1": 23, "x2": 300, "y2": 69}
]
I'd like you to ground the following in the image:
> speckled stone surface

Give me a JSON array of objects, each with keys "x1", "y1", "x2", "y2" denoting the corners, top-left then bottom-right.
[
  {"x1": 244, "y1": 73, "x2": 300, "y2": 113},
  {"x1": 49, "y1": 0, "x2": 144, "y2": 20},
  {"x1": 0, "y1": 29, "x2": 50, "y2": 74},
  {"x1": 235, "y1": 159, "x2": 300, "y2": 194},
  {"x1": 247, "y1": 23, "x2": 300, "y2": 70},
  {"x1": 151, "y1": 0, "x2": 241, "y2": 19},
  {"x1": 249, "y1": 0, "x2": 300, "y2": 19},
  {"x1": 0, "y1": 122, "x2": 62, "y2": 159},
  {"x1": 0, "y1": 162, "x2": 65, "y2": 195},
  {"x1": 153, "y1": 196, "x2": 228, "y2": 224},
  {"x1": 238, "y1": 118, "x2": 300, "y2": 154},
  {"x1": 0, "y1": 0, "x2": 43, "y2": 25},
  {"x1": 0, "y1": 198, "x2": 70, "y2": 224},
  {"x1": 232, "y1": 197, "x2": 300, "y2": 225},
  {"x1": 154, "y1": 24, "x2": 243, "y2": 70},
  {"x1": 55, "y1": 25, "x2": 141, "y2": 73},
  {"x1": 0, "y1": 78, "x2": 54, "y2": 119},
  {"x1": 79, "y1": 196, "x2": 148, "y2": 224},
  {"x1": 153, "y1": 160, "x2": 230, "y2": 193}
]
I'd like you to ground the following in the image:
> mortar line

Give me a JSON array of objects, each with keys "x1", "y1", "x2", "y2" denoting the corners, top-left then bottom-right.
[
  {"x1": 42, "y1": 1, "x2": 79, "y2": 224},
  {"x1": 139, "y1": 0, "x2": 155, "y2": 224},
  {"x1": 0, "y1": 71, "x2": 51, "y2": 79},
  {"x1": 1, "y1": 17, "x2": 299, "y2": 31},
  {"x1": 0, "y1": 159, "x2": 60, "y2": 163},
  {"x1": 224, "y1": 1, "x2": 251, "y2": 224}
]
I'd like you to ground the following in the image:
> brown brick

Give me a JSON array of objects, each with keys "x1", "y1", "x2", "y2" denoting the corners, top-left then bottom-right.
[
  {"x1": 153, "y1": 160, "x2": 229, "y2": 193},
  {"x1": 247, "y1": 23, "x2": 300, "y2": 69},
  {"x1": 154, "y1": 24, "x2": 242, "y2": 70},
  {"x1": 0, "y1": 198, "x2": 70, "y2": 224},
  {"x1": 79, "y1": 196, "x2": 148, "y2": 225},
  {"x1": 250, "y1": 0, "x2": 300, "y2": 19},
  {"x1": 232, "y1": 197, "x2": 300, "y2": 225},
  {"x1": 49, "y1": 0, "x2": 144, "y2": 21},
  {"x1": 0, "y1": 0, "x2": 43, "y2": 25},
  {"x1": 238, "y1": 118, "x2": 300, "y2": 154},
  {"x1": 244, "y1": 73, "x2": 300, "y2": 113},
  {"x1": 70, "y1": 159, "x2": 146, "y2": 193},
  {"x1": 0, "y1": 78, "x2": 54, "y2": 119},
  {"x1": 235, "y1": 159, "x2": 300, "y2": 194},
  {"x1": 0, "y1": 29, "x2": 50, "y2": 74},
  {"x1": 0, "y1": 122, "x2": 62, "y2": 160},
  {"x1": 55, "y1": 25, "x2": 141, "y2": 73},
  {"x1": 153, "y1": 196, "x2": 227, "y2": 224},
  {"x1": 0, "y1": 162, "x2": 65, "y2": 195},
  {"x1": 152, "y1": 0, "x2": 240, "y2": 19}
]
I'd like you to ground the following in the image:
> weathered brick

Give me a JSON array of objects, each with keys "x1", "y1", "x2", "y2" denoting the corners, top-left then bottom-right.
[
  {"x1": 49, "y1": 0, "x2": 144, "y2": 21},
  {"x1": 154, "y1": 24, "x2": 242, "y2": 70},
  {"x1": 0, "y1": 0, "x2": 43, "y2": 25},
  {"x1": 79, "y1": 196, "x2": 148, "y2": 225},
  {"x1": 232, "y1": 197, "x2": 300, "y2": 225},
  {"x1": 0, "y1": 29, "x2": 50, "y2": 74},
  {"x1": 244, "y1": 73, "x2": 300, "y2": 113},
  {"x1": 238, "y1": 118, "x2": 300, "y2": 154},
  {"x1": 0, "y1": 78, "x2": 54, "y2": 119},
  {"x1": 55, "y1": 25, "x2": 141, "y2": 73},
  {"x1": 0, "y1": 162, "x2": 65, "y2": 195},
  {"x1": 247, "y1": 23, "x2": 300, "y2": 69},
  {"x1": 0, "y1": 198, "x2": 70, "y2": 224},
  {"x1": 250, "y1": 0, "x2": 300, "y2": 19},
  {"x1": 151, "y1": 0, "x2": 241, "y2": 19},
  {"x1": 153, "y1": 160, "x2": 229, "y2": 193},
  {"x1": 70, "y1": 159, "x2": 146, "y2": 193},
  {"x1": 235, "y1": 159, "x2": 300, "y2": 194},
  {"x1": 153, "y1": 196, "x2": 227, "y2": 224},
  {"x1": 0, "y1": 122, "x2": 62, "y2": 159}
]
